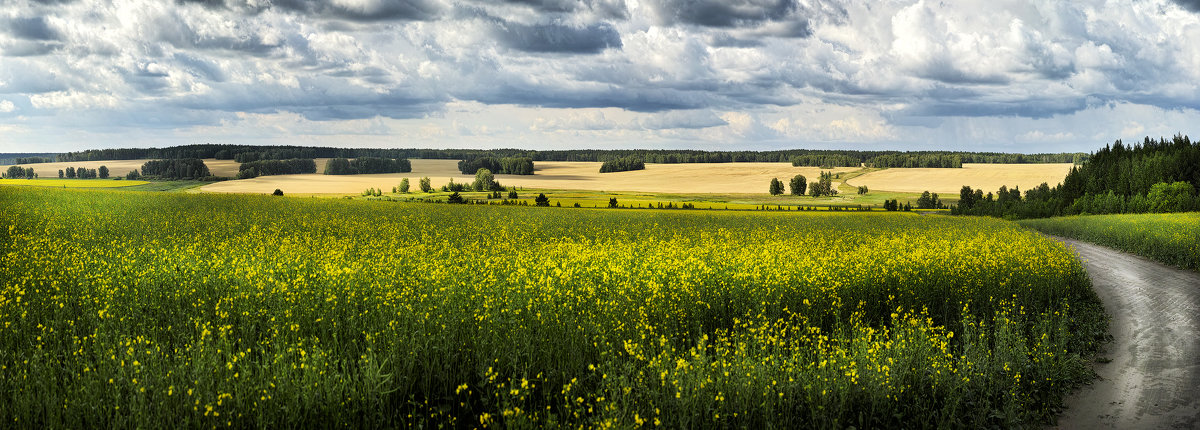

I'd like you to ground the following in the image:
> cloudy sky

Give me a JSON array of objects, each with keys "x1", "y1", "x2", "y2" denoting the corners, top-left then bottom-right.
[{"x1": 2, "y1": 0, "x2": 1200, "y2": 153}]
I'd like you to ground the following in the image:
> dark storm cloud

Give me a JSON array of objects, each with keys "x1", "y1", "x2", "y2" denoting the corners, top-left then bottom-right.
[
  {"x1": 896, "y1": 97, "x2": 1090, "y2": 119},
  {"x1": 173, "y1": 76, "x2": 445, "y2": 121},
  {"x1": 494, "y1": 21, "x2": 622, "y2": 53},
  {"x1": 650, "y1": 0, "x2": 796, "y2": 27},
  {"x1": 8, "y1": 17, "x2": 62, "y2": 41},
  {"x1": 467, "y1": 80, "x2": 706, "y2": 112},
  {"x1": 175, "y1": 0, "x2": 445, "y2": 21},
  {"x1": 1171, "y1": 0, "x2": 1200, "y2": 11},
  {"x1": 496, "y1": 0, "x2": 628, "y2": 18}
]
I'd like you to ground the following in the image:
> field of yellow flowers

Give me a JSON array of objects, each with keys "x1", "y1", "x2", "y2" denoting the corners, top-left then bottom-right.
[
  {"x1": 0, "y1": 187, "x2": 1105, "y2": 428},
  {"x1": 1019, "y1": 212, "x2": 1200, "y2": 271}
]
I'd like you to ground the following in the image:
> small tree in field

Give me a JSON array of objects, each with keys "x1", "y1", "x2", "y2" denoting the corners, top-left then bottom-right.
[
  {"x1": 58, "y1": 170, "x2": 64, "y2": 179},
  {"x1": 535, "y1": 193, "x2": 550, "y2": 207},
  {"x1": 98, "y1": 165, "x2": 109, "y2": 179},
  {"x1": 769, "y1": 178, "x2": 784, "y2": 195},
  {"x1": 609, "y1": 197, "x2": 618, "y2": 208},
  {"x1": 272, "y1": 189, "x2": 284, "y2": 196},
  {"x1": 419, "y1": 177, "x2": 432, "y2": 193},
  {"x1": 472, "y1": 168, "x2": 500, "y2": 191},
  {"x1": 789, "y1": 175, "x2": 807, "y2": 196},
  {"x1": 399, "y1": 178, "x2": 410, "y2": 193}
]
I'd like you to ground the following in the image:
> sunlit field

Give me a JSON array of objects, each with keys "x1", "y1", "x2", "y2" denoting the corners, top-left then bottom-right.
[
  {"x1": 0, "y1": 178, "x2": 149, "y2": 188},
  {"x1": 0, "y1": 187, "x2": 1105, "y2": 428},
  {"x1": 1019, "y1": 212, "x2": 1200, "y2": 271}
]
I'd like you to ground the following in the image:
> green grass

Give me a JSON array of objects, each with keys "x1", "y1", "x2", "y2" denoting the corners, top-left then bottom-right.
[
  {"x1": 1018, "y1": 212, "x2": 1200, "y2": 271},
  {"x1": 0, "y1": 178, "x2": 149, "y2": 188},
  {"x1": 0, "y1": 187, "x2": 1105, "y2": 428},
  {"x1": 115, "y1": 180, "x2": 214, "y2": 192}
]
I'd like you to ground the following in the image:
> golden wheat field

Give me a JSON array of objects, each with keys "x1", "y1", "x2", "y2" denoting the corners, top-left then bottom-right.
[
  {"x1": 845, "y1": 163, "x2": 1074, "y2": 195},
  {"x1": 197, "y1": 160, "x2": 859, "y2": 195},
  {"x1": 0, "y1": 159, "x2": 244, "y2": 178}
]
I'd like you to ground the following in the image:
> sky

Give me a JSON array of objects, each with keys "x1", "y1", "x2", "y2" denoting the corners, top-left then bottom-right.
[{"x1": 2, "y1": 0, "x2": 1200, "y2": 154}]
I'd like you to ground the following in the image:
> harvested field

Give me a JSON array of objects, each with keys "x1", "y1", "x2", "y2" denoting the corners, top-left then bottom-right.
[
  {"x1": 845, "y1": 163, "x2": 1074, "y2": 195},
  {"x1": 199, "y1": 160, "x2": 859, "y2": 194},
  {"x1": 0, "y1": 159, "x2": 243, "y2": 178}
]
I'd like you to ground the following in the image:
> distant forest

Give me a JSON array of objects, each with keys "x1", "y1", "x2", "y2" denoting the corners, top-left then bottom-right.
[
  {"x1": 953, "y1": 135, "x2": 1200, "y2": 218},
  {"x1": 0, "y1": 153, "x2": 58, "y2": 165},
  {"x1": 53, "y1": 144, "x2": 1084, "y2": 168}
]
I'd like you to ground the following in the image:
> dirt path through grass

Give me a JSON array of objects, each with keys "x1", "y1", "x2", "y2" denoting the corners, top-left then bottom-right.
[{"x1": 1051, "y1": 236, "x2": 1200, "y2": 429}]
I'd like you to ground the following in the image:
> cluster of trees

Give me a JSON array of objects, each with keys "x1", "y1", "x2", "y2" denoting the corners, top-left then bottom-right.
[
  {"x1": 769, "y1": 178, "x2": 786, "y2": 195},
  {"x1": 393, "y1": 178, "x2": 410, "y2": 193},
  {"x1": 789, "y1": 175, "x2": 807, "y2": 195},
  {"x1": 954, "y1": 181, "x2": 1200, "y2": 218},
  {"x1": 471, "y1": 169, "x2": 505, "y2": 191},
  {"x1": 323, "y1": 157, "x2": 412, "y2": 175},
  {"x1": 915, "y1": 191, "x2": 945, "y2": 209},
  {"x1": 3, "y1": 166, "x2": 36, "y2": 179},
  {"x1": 140, "y1": 159, "x2": 210, "y2": 179},
  {"x1": 457, "y1": 157, "x2": 534, "y2": 175},
  {"x1": 769, "y1": 172, "x2": 836, "y2": 196},
  {"x1": 237, "y1": 159, "x2": 317, "y2": 179},
  {"x1": 790, "y1": 154, "x2": 859, "y2": 168},
  {"x1": 362, "y1": 187, "x2": 384, "y2": 197},
  {"x1": 953, "y1": 135, "x2": 1200, "y2": 218},
  {"x1": 56, "y1": 144, "x2": 1083, "y2": 167},
  {"x1": 60, "y1": 166, "x2": 108, "y2": 179},
  {"x1": 0, "y1": 153, "x2": 56, "y2": 165},
  {"x1": 808, "y1": 171, "x2": 837, "y2": 197},
  {"x1": 441, "y1": 178, "x2": 468, "y2": 192},
  {"x1": 599, "y1": 156, "x2": 646, "y2": 173},
  {"x1": 865, "y1": 154, "x2": 962, "y2": 168},
  {"x1": 882, "y1": 199, "x2": 912, "y2": 211},
  {"x1": 857, "y1": 185, "x2": 869, "y2": 195}
]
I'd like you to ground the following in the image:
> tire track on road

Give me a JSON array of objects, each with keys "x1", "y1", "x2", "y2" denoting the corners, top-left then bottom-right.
[{"x1": 1051, "y1": 236, "x2": 1200, "y2": 429}]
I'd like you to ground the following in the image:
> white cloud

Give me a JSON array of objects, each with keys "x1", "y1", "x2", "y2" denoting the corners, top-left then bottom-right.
[{"x1": 1, "y1": 0, "x2": 1199, "y2": 152}]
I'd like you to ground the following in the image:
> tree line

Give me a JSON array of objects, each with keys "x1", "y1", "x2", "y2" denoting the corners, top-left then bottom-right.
[
  {"x1": 237, "y1": 159, "x2": 317, "y2": 179},
  {"x1": 952, "y1": 135, "x2": 1200, "y2": 218},
  {"x1": 0, "y1": 153, "x2": 56, "y2": 165},
  {"x1": 324, "y1": 158, "x2": 412, "y2": 175},
  {"x1": 3, "y1": 166, "x2": 36, "y2": 179},
  {"x1": 59, "y1": 166, "x2": 109, "y2": 179},
  {"x1": 457, "y1": 157, "x2": 534, "y2": 175},
  {"x1": 55, "y1": 144, "x2": 1084, "y2": 166},
  {"x1": 139, "y1": 159, "x2": 211, "y2": 179},
  {"x1": 599, "y1": 156, "x2": 645, "y2": 173},
  {"x1": 768, "y1": 172, "x2": 839, "y2": 197}
]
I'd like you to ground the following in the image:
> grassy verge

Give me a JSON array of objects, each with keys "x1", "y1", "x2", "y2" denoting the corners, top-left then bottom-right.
[
  {"x1": 115, "y1": 180, "x2": 214, "y2": 192},
  {"x1": 1018, "y1": 212, "x2": 1200, "y2": 271},
  {"x1": 355, "y1": 186, "x2": 935, "y2": 210}
]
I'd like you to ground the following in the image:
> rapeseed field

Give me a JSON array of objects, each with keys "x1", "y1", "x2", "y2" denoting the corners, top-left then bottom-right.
[{"x1": 0, "y1": 187, "x2": 1104, "y2": 428}]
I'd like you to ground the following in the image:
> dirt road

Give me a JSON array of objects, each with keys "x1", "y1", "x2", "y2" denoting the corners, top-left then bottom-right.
[{"x1": 1051, "y1": 236, "x2": 1200, "y2": 429}]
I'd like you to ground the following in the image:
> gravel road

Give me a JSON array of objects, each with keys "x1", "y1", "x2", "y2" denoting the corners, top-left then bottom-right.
[{"x1": 1051, "y1": 236, "x2": 1200, "y2": 429}]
